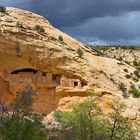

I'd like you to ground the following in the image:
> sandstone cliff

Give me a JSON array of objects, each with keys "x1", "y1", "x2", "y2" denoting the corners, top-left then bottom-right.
[{"x1": 0, "y1": 7, "x2": 139, "y2": 116}]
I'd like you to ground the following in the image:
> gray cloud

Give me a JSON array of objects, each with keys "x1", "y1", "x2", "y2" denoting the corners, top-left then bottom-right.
[
  {"x1": 2, "y1": 0, "x2": 140, "y2": 45},
  {"x1": 63, "y1": 11, "x2": 140, "y2": 39}
]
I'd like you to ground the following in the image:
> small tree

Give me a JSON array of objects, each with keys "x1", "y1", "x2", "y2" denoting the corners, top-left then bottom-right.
[
  {"x1": 77, "y1": 48, "x2": 84, "y2": 58},
  {"x1": 0, "y1": 86, "x2": 47, "y2": 140},
  {"x1": 58, "y1": 35, "x2": 63, "y2": 42},
  {"x1": 54, "y1": 99, "x2": 136, "y2": 140},
  {"x1": 34, "y1": 25, "x2": 45, "y2": 33},
  {"x1": 0, "y1": 5, "x2": 6, "y2": 12},
  {"x1": 118, "y1": 83, "x2": 128, "y2": 98},
  {"x1": 54, "y1": 100, "x2": 108, "y2": 140},
  {"x1": 107, "y1": 100, "x2": 135, "y2": 140}
]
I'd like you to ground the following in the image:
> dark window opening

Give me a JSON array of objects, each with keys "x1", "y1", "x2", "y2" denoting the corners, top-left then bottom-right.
[
  {"x1": 74, "y1": 81, "x2": 78, "y2": 87},
  {"x1": 11, "y1": 68, "x2": 37, "y2": 74},
  {"x1": 52, "y1": 74, "x2": 61, "y2": 84},
  {"x1": 42, "y1": 72, "x2": 47, "y2": 76},
  {"x1": 81, "y1": 81, "x2": 87, "y2": 87}
]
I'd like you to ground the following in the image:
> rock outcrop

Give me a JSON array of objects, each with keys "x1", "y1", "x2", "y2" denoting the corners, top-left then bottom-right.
[{"x1": 0, "y1": 7, "x2": 139, "y2": 116}]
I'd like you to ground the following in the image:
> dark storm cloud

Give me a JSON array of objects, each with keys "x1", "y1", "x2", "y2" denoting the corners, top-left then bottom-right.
[
  {"x1": 64, "y1": 11, "x2": 140, "y2": 40},
  {"x1": 2, "y1": 0, "x2": 140, "y2": 45},
  {"x1": 62, "y1": 11, "x2": 140, "y2": 45},
  {"x1": 3, "y1": 0, "x2": 140, "y2": 27}
]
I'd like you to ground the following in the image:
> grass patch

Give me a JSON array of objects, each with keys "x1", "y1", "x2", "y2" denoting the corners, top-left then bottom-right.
[
  {"x1": 0, "y1": 5, "x2": 6, "y2": 12},
  {"x1": 129, "y1": 85, "x2": 140, "y2": 98}
]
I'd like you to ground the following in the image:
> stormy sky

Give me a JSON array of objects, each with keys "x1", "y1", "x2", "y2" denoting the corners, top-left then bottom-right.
[{"x1": 1, "y1": 0, "x2": 140, "y2": 45}]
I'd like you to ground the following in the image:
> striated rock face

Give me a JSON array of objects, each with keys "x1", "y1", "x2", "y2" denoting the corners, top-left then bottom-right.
[{"x1": 0, "y1": 7, "x2": 139, "y2": 115}]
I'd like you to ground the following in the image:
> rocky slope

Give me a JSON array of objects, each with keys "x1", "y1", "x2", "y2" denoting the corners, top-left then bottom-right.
[
  {"x1": 0, "y1": 7, "x2": 140, "y2": 117},
  {"x1": 90, "y1": 46, "x2": 140, "y2": 64}
]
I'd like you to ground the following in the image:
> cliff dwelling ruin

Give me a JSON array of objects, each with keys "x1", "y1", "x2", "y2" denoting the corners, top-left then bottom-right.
[
  {"x1": 9, "y1": 68, "x2": 83, "y2": 92},
  {"x1": 0, "y1": 68, "x2": 86, "y2": 113}
]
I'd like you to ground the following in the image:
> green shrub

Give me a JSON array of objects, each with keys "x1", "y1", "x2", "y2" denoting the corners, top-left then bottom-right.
[
  {"x1": 133, "y1": 70, "x2": 140, "y2": 78},
  {"x1": 58, "y1": 35, "x2": 63, "y2": 42},
  {"x1": 130, "y1": 72, "x2": 133, "y2": 75},
  {"x1": 126, "y1": 74, "x2": 131, "y2": 79},
  {"x1": 136, "y1": 66, "x2": 140, "y2": 71},
  {"x1": 129, "y1": 85, "x2": 140, "y2": 98},
  {"x1": 0, "y1": 5, "x2": 6, "y2": 12},
  {"x1": 1, "y1": 118, "x2": 47, "y2": 140},
  {"x1": 118, "y1": 83, "x2": 128, "y2": 97},
  {"x1": 133, "y1": 60, "x2": 140, "y2": 67},
  {"x1": 124, "y1": 60, "x2": 131, "y2": 65},
  {"x1": 34, "y1": 25, "x2": 45, "y2": 33},
  {"x1": 132, "y1": 77, "x2": 139, "y2": 82},
  {"x1": 16, "y1": 21, "x2": 23, "y2": 28},
  {"x1": 133, "y1": 60, "x2": 137, "y2": 66},
  {"x1": 124, "y1": 69, "x2": 128, "y2": 73},
  {"x1": 133, "y1": 61, "x2": 140, "y2": 73},
  {"x1": 77, "y1": 48, "x2": 84, "y2": 58},
  {"x1": 118, "y1": 83, "x2": 127, "y2": 93},
  {"x1": 117, "y1": 57, "x2": 123, "y2": 61}
]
